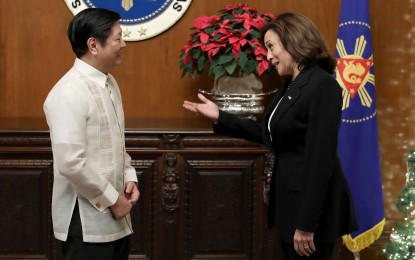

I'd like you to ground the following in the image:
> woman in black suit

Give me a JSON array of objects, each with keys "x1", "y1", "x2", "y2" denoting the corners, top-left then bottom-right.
[{"x1": 183, "y1": 12, "x2": 357, "y2": 260}]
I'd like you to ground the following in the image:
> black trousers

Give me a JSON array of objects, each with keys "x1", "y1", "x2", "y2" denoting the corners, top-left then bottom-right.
[
  {"x1": 61, "y1": 203, "x2": 130, "y2": 260},
  {"x1": 280, "y1": 239, "x2": 335, "y2": 260}
]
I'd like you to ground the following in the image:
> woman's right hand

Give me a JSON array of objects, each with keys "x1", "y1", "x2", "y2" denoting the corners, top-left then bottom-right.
[{"x1": 183, "y1": 93, "x2": 219, "y2": 122}]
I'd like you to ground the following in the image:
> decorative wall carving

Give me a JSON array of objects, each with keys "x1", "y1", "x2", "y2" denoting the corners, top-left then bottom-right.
[
  {"x1": 162, "y1": 153, "x2": 179, "y2": 223},
  {"x1": 161, "y1": 135, "x2": 181, "y2": 150}
]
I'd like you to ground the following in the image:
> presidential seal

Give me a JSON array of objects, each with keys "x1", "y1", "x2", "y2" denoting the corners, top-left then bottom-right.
[{"x1": 64, "y1": 0, "x2": 192, "y2": 41}]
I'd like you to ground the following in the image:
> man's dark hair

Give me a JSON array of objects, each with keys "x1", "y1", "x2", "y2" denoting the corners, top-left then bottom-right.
[{"x1": 67, "y1": 8, "x2": 121, "y2": 58}]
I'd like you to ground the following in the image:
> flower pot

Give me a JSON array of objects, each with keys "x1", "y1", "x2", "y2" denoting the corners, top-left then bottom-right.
[
  {"x1": 200, "y1": 74, "x2": 277, "y2": 121},
  {"x1": 212, "y1": 73, "x2": 263, "y2": 94}
]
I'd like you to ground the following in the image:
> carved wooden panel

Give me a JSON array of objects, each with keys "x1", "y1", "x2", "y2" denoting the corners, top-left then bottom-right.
[
  {"x1": 129, "y1": 158, "x2": 158, "y2": 260},
  {"x1": 184, "y1": 157, "x2": 257, "y2": 260},
  {"x1": 156, "y1": 153, "x2": 182, "y2": 260},
  {"x1": 0, "y1": 160, "x2": 54, "y2": 259}
]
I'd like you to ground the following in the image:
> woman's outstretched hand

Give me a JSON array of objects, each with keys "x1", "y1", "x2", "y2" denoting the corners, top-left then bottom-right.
[{"x1": 183, "y1": 93, "x2": 220, "y2": 122}]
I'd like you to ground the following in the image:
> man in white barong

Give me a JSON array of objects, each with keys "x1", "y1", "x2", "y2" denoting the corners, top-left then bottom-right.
[{"x1": 44, "y1": 8, "x2": 139, "y2": 260}]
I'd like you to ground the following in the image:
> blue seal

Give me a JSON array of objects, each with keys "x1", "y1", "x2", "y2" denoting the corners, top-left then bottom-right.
[{"x1": 64, "y1": 0, "x2": 192, "y2": 41}]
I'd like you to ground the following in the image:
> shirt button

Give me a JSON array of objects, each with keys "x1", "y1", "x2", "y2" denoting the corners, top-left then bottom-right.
[{"x1": 96, "y1": 203, "x2": 101, "y2": 208}]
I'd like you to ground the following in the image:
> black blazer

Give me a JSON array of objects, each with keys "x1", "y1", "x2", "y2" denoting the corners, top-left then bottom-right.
[{"x1": 213, "y1": 65, "x2": 357, "y2": 243}]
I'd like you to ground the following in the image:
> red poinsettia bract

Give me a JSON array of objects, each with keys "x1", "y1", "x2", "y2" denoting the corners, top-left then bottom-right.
[{"x1": 179, "y1": 4, "x2": 275, "y2": 79}]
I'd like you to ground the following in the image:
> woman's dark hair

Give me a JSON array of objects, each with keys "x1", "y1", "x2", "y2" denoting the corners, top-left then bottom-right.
[
  {"x1": 260, "y1": 12, "x2": 337, "y2": 74},
  {"x1": 67, "y1": 8, "x2": 121, "y2": 58}
]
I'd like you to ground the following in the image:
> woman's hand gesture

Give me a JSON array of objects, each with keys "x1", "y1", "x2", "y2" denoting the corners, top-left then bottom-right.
[{"x1": 183, "y1": 93, "x2": 220, "y2": 122}]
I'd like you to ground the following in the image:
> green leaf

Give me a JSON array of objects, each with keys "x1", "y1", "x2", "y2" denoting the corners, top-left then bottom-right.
[
  {"x1": 213, "y1": 33, "x2": 223, "y2": 41},
  {"x1": 238, "y1": 28, "x2": 246, "y2": 34},
  {"x1": 197, "y1": 56, "x2": 206, "y2": 71},
  {"x1": 237, "y1": 52, "x2": 248, "y2": 70},
  {"x1": 210, "y1": 57, "x2": 219, "y2": 67},
  {"x1": 192, "y1": 48, "x2": 201, "y2": 59},
  {"x1": 204, "y1": 27, "x2": 215, "y2": 34},
  {"x1": 211, "y1": 65, "x2": 226, "y2": 78},
  {"x1": 180, "y1": 62, "x2": 193, "y2": 78},
  {"x1": 181, "y1": 68, "x2": 188, "y2": 78},
  {"x1": 249, "y1": 30, "x2": 261, "y2": 39},
  {"x1": 178, "y1": 52, "x2": 187, "y2": 68},
  {"x1": 224, "y1": 60, "x2": 238, "y2": 75},
  {"x1": 185, "y1": 62, "x2": 194, "y2": 74},
  {"x1": 224, "y1": 46, "x2": 232, "y2": 54},
  {"x1": 208, "y1": 63, "x2": 214, "y2": 75},
  {"x1": 223, "y1": 14, "x2": 233, "y2": 20},
  {"x1": 216, "y1": 54, "x2": 233, "y2": 65},
  {"x1": 244, "y1": 60, "x2": 256, "y2": 75}
]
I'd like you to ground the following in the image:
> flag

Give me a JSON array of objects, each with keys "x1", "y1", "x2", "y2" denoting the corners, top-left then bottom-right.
[{"x1": 335, "y1": 0, "x2": 385, "y2": 253}]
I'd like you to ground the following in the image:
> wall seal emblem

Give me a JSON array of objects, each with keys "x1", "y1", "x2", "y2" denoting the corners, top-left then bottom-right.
[{"x1": 64, "y1": 0, "x2": 192, "y2": 41}]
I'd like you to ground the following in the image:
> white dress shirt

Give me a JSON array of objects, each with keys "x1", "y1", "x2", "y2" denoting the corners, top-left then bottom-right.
[{"x1": 44, "y1": 58, "x2": 137, "y2": 242}]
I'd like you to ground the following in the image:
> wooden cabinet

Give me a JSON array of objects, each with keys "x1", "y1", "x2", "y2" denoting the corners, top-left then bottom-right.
[
  {"x1": 0, "y1": 129, "x2": 58, "y2": 259},
  {"x1": 0, "y1": 119, "x2": 361, "y2": 259},
  {"x1": 126, "y1": 135, "x2": 277, "y2": 260},
  {"x1": 0, "y1": 119, "x2": 281, "y2": 260}
]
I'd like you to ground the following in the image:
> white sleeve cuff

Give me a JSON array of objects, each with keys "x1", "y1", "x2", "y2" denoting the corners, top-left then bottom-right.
[
  {"x1": 89, "y1": 184, "x2": 119, "y2": 212},
  {"x1": 125, "y1": 168, "x2": 138, "y2": 183}
]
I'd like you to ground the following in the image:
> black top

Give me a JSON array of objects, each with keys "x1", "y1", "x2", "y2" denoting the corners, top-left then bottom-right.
[{"x1": 214, "y1": 65, "x2": 357, "y2": 243}]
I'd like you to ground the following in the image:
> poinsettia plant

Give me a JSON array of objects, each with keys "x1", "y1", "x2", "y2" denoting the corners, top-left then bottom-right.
[{"x1": 179, "y1": 4, "x2": 275, "y2": 79}]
